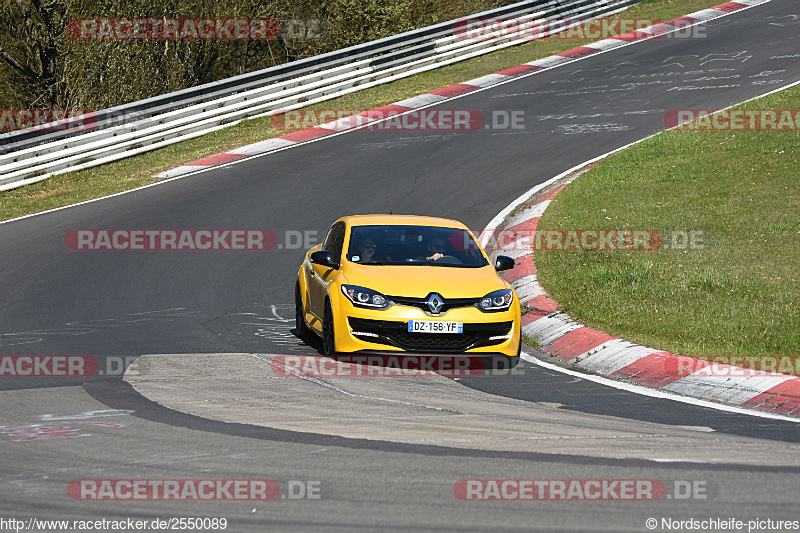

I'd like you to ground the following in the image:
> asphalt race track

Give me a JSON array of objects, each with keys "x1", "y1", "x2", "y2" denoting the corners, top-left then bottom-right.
[{"x1": 1, "y1": 1, "x2": 799, "y2": 531}]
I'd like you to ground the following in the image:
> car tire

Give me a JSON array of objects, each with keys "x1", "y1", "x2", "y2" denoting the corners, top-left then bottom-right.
[
  {"x1": 322, "y1": 299, "x2": 336, "y2": 355},
  {"x1": 506, "y1": 330, "x2": 522, "y2": 369},
  {"x1": 295, "y1": 287, "x2": 312, "y2": 340}
]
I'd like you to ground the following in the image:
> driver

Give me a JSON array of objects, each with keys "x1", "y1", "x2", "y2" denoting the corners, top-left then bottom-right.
[
  {"x1": 355, "y1": 237, "x2": 378, "y2": 263},
  {"x1": 425, "y1": 237, "x2": 448, "y2": 262}
]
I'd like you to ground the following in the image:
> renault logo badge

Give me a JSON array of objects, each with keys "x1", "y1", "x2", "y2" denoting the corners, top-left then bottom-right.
[{"x1": 426, "y1": 293, "x2": 444, "y2": 314}]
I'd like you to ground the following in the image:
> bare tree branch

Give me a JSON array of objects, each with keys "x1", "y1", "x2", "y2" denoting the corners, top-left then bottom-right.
[{"x1": 0, "y1": 43, "x2": 40, "y2": 79}]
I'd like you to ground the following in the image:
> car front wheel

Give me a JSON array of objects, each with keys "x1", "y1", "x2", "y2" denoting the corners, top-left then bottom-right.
[
  {"x1": 295, "y1": 287, "x2": 312, "y2": 340},
  {"x1": 322, "y1": 300, "x2": 336, "y2": 355}
]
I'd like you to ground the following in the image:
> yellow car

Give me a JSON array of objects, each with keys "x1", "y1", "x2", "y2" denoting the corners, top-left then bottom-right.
[{"x1": 295, "y1": 215, "x2": 521, "y2": 368}]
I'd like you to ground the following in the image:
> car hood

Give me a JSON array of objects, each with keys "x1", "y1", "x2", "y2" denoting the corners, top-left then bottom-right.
[{"x1": 342, "y1": 263, "x2": 508, "y2": 298}]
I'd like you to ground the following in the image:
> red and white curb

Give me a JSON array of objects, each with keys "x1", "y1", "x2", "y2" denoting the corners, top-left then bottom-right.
[
  {"x1": 155, "y1": 0, "x2": 769, "y2": 179},
  {"x1": 490, "y1": 162, "x2": 800, "y2": 421}
]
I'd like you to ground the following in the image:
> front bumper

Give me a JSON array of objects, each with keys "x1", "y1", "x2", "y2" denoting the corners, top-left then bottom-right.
[
  {"x1": 349, "y1": 317, "x2": 513, "y2": 352},
  {"x1": 333, "y1": 298, "x2": 520, "y2": 356}
]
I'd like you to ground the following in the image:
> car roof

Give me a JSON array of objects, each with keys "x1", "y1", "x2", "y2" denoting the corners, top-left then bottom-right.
[{"x1": 341, "y1": 214, "x2": 469, "y2": 229}]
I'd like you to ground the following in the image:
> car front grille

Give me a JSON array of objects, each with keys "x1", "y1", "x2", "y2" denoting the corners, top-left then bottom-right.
[
  {"x1": 348, "y1": 317, "x2": 512, "y2": 353},
  {"x1": 386, "y1": 295, "x2": 480, "y2": 315}
]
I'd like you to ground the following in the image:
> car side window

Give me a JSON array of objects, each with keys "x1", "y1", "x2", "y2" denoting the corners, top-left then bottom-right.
[{"x1": 324, "y1": 222, "x2": 346, "y2": 264}]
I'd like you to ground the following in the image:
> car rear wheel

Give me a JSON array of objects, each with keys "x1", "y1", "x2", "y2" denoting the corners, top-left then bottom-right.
[
  {"x1": 295, "y1": 287, "x2": 312, "y2": 340},
  {"x1": 322, "y1": 300, "x2": 336, "y2": 355}
]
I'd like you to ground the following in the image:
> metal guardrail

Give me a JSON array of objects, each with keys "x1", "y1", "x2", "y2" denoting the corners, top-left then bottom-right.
[{"x1": 0, "y1": 0, "x2": 639, "y2": 190}]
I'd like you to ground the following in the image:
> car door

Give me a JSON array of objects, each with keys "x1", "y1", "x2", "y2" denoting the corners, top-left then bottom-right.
[{"x1": 309, "y1": 221, "x2": 345, "y2": 321}]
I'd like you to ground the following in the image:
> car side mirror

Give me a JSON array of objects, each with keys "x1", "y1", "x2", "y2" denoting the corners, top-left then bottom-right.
[
  {"x1": 310, "y1": 250, "x2": 339, "y2": 269},
  {"x1": 494, "y1": 255, "x2": 515, "y2": 272}
]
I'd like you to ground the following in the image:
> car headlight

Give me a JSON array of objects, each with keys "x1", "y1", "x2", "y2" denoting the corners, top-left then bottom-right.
[
  {"x1": 342, "y1": 285, "x2": 392, "y2": 309},
  {"x1": 478, "y1": 289, "x2": 514, "y2": 312}
]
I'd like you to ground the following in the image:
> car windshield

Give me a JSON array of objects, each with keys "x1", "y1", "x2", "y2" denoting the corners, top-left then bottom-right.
[{"x1": 346, "y1": 225, "x2": 489, "y2": 268}]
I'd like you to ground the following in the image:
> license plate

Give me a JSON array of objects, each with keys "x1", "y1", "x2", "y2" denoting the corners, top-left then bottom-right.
[{"x1": 408, "y1": 320, "x2": 463, "y2": 334}]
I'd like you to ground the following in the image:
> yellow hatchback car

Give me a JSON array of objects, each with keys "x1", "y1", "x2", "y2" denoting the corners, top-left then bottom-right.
[{"x1": 295, "y1": 215, "x2": 521, "y2": 368}]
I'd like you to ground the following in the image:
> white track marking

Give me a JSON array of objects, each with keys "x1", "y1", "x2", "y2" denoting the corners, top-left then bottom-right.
[{"x1": 521, "y1": 352, "x2": 800, "y2": 423}]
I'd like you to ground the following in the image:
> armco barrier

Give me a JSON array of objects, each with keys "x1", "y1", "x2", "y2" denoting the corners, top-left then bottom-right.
[{"x1": 0, "y1": 0, "x2": 640, "y2": 190}]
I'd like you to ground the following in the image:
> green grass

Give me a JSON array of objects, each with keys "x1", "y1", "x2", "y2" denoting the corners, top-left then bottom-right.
[
  {"x1": 1, "y1": 0, "x2": 722, "y2": 221},
  {"x1": 536, "y1": 85, "x2": 800, "y2": 373}
]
